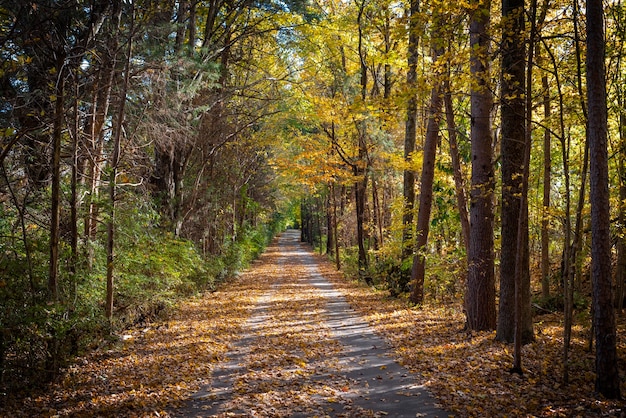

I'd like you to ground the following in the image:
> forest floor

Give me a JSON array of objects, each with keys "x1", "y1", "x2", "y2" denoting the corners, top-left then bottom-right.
[{"x1": 4, "y1": 230, "x2": 626, "y2": 417}]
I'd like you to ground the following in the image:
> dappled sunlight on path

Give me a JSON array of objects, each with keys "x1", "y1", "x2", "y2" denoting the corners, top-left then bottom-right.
[
  {"x1": 7, "y1": 231, "x2": 448, "y2": 417},
  {"x1": 175, "y1": 229, "x2": 448, "y2": 417}
]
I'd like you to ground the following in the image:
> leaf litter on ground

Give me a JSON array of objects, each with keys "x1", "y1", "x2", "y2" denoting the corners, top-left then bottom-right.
[
  {"x1": 313, "y1": 255, "x2": 626, "y2": 417},
  {"x1": 3, "y1": 237, "x2": 626, "y2": 417}
]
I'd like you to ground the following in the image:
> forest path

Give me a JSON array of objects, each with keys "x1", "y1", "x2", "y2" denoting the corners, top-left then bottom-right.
[{"x1": 174, "y1": 230, "x2": 448, "y2": 417}]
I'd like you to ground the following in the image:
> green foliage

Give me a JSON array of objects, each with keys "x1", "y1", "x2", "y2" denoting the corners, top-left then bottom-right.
[{"x1": 0, "y1": 187, "x2": 282, "y2": 395}]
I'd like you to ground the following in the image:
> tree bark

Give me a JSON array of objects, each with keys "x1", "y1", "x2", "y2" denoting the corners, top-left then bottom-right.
[
  {"x1": 355, "y1": 0, "x2": 370, "y2": 276},
  {"x1": 586, "y1": 0, "x2": 620, "y2": 399},
  {"x1": 402, "y1": 0, "x2": 420, "y2": 265},
  {"x1": 616, "y1": 101, "x2": 626, "y2": 311},
  {"x1": 49, "y1": 61, "x2": 65, "y2": 302},
  {"x1": 105, "y1": 1, "x2": 130, "y2": 321},
  {"x1": 541, "y1": 73, "x2": 551, "y2": 301},
  {"x1": 409, "y1": 31, "x2": 444, "y2": 304},
  {"x1": 497, "y1": 0, "x2": 534, "y2": 345},
  {"x1": 466, "y1": 0, "x2": 496, "y2": 331},
  {"x1": 444, "y1": 79, "x2": 470, "y2": 254}
]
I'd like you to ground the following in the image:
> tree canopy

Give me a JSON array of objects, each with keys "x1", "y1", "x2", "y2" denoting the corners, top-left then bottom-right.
[{"x1": 1, "y1": 0, "x2": 624, "y2": 402}]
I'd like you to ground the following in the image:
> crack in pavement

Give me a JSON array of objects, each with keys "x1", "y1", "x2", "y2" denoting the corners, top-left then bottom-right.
[{"x1": 174, "y1": 230, "x2": 449, "y2": 417}]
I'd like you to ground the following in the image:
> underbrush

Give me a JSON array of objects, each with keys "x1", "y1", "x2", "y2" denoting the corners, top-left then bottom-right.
[
  {"x1": 0, "y1": 213, "x2": 277, "y2": 403},
  {"x1": 314, "y1": 251, "x2": 626, "y2": 417},
  {"x1": 337, "y1": 244, "x2": 465, "y2": 302}
]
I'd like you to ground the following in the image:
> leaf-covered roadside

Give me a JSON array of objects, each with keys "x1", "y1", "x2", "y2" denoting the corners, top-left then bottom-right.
[
  {"x1": 315, "y1": 256, "x2": 625, "y2": 417},
  {"x1": 1, "y1": 242, "x2": 284, "y2": 417}
]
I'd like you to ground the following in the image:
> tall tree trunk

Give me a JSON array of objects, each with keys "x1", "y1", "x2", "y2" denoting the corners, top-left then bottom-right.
[
  {"x1": 175, "y1": 0, "x2": 188, "y2": 53},
  {"x1": 586, "y1": 0, "x2": 620, "y2": 399},
  {"x1": 326, "y1": 188, "x2": 334, "y2": 257},
  {"x1": 497, "y1": 0, "x2": 534, "y2": 345},
  {"x1": 466, "y1": 0, "x2": 496, "y2": 331},
  {"x1": 49, "y1": 60, "x2": 65, "y2": 302},
  {"x1": 616, "y1": 100, "x2": 626, "y2": 311},
  {"x1": 541, "y1": 73, "x2": 551, "y2": 301},
  {"x1": 69, "y1": 71, "x2": 80, "y2": 303},
  {"x1": 544, "y1": 39, "x2": 574, "y2": 385},
  {"x1": 188, "y1": 1, "x2": 196, "y2": 55},
  {"x1": 355, "y1": 0, "x2": 370, "y2": 276},
  {"x1": 444, "y1": 78, "x2": 470, "y2": 254},
  {"x1": 84, "y1": 44, "x2": 116, "y2": 268},
  {"x1": 410, "y1": 30, "x2": 444, "y2": 304},
  {"x1": 355, "y1": 167, "x2": 369, "y2": 275},
  {"x1": 105, "y1": 2, "x2": 130, "y2": 322},
  {"x1": 371, "y1": 174, "x2": 382, "y2": 250},
  {"x1": 571, "y1": 0, "x2": 590, "y2": 293},
  {"x1": 402, "y1": 0, "x2": 420, "y2": 265}
]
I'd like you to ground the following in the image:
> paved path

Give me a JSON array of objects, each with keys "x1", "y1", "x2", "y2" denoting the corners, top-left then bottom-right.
[{"x1": 175, "y1": 230, "x2": 449, "y2": 417}]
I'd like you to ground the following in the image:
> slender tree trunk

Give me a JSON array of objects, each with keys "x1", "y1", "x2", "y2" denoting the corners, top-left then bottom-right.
[
  {"x1": 444, "y1": 79, "x2": 470, "y2": 254},
  {"x1": 616, "y1": 101, "x2": 626, "y2": 311},
  {"x1": 332, "y1": 183, "x2": 341, "y2": 270},
  {"x1": 188, "y1": 1, "x2": 196, "y2": 55},
  {"x1": 49, "y1": 60, "x2": 65, "y2": 302},
  {"x1": 541, "y1": 35, "x2": 576, "y2": 382},
  {"x1": 326, "y1": 188, "x2": 334, "y2": 256},
  {"x1": 106, "y1": 2, "x2": 130, "y2": 321},
  {"x1": 175, "y1": 0, "x2": 188, "y2": 53},
  {"x1": 410, "y1": 31, "x2": 444, "y2": 304},
  {"x1": 571, "y1": 0, "x2": 590, "y2": 293},
  {"x1": 541, "y1": 73, "x2": 551, "y2": 300},
  {"x1": 586, "y1": 0, "x2": 620, "y2": 398},
  {"x1": 84, "y1": 45, "x2": 116, "y2": 268},
  {"x1": 69, "y1": 71, "x2": 80, "y2": 304},
  {"x1": 466, "y1": 0, "x2": 496, "y2": 331},
  {"x1": 355, "y1": 167, "x2": 369, "y2": 275},
  {"x1": 402, "y1": 0, "x2": 420, "y2": 264},
  {"x1": 356, "y1": 0, "x2": 370, "y2": 276},
  {"x1": 371, "y1": 175, "x2": 382, "y2": 251}
]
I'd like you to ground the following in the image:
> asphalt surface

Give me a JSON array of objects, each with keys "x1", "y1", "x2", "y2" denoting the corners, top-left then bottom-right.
[{"x1": 175, "y1": 230, "x2": 450, "y2": 417}]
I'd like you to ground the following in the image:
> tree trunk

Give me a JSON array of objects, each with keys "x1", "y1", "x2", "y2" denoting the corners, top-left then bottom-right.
[
  {"x1": 106, "y1": 2, "x2": 130, "y2": 322},
  {"x1": 466, "y1": 0, "x2": 496, "y2": 331},
  {"x1": 49, "y1": 61, "x2": 65, "y2": 302},
  {"x1": 410, "y1": 32, "x2": 444, "y2": 304},
  {"x1": 355, "y1": 168, "x2": 369, "y2": 275},
  {"x1": 175, "y1": 0, "x2": 188, "y2": 53},
  {"x1": 571, "y1": 0, "x2": 590, "y2": 293},
  {"x1": 401, "y1": 0, "x2": 420, "y2": 265},
  {"x1": 541, "y1": 72, "x2": 551, "y2": 301},
  {"x1": 616, "y1": 102, "x2": 626, "y2": 311},
  {"x1": 497, "y1": 0, "x2": 533, "y2": 345},
  {"x1": 69, "y1": 72, "x2": 80, "y2": 303},
  {"x1": 371, "y1": 175, "x2": 381, "y2": 251},
  {"x1": 326, "y1": 188, "x2": 334, "y2": 257},
  {"x1": 355, "y1": 0, "x2": 369, "y2": 276},
  {"x1": 586, "y1": 0, "x2": 620, "y2": 398},
  {"x1": 332, "y1": 183, "x2": 341, "y2": 270},
  {"x1": 444, "y1": 79, "x2": 470, "y2": 254},
  {"x1": 84, "y1": 43, "x2": 117, "y2": 268}
]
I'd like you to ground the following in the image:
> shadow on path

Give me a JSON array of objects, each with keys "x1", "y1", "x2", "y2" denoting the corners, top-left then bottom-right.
[{"x1": 173, "y1": 230, "x2": 449, "y2": 417}]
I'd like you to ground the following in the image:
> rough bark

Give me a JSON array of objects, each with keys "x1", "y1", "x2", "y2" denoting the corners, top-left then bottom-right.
[
  {"x1": 586, "y1": 0, "x2": 620, "y2": 399},
  {"x1": 541, "y1": 73, "x2": 551, "y2": 300},
  {"x1": 466, "y1": 0, "x2": 496, "y2": 331},
  {"x1": 402, "y1": 0, "x2": 420, "y2": 264},
  {"x1": 444, "y1": 80, "x2": 470, "y2": 254},
  {"x1": 106, "y1": 1, "x2": 130, "y2": 321},
  {"x1": 49, "y1": 62, "x2": 65, "y2": 302},
  {"x1": 410, "y1": 34, "x2": 444, "y2": 304},
  {"x1": 497, "y1": 0, "x2": 534, "y2": 345},
  {"x1": 616, "y1": 104, "x2": 626, "y2": 311}
]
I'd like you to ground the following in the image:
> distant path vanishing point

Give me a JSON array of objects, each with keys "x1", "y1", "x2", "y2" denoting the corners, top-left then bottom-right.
[{"x1": 174, "y1": 229, "x2": 449, "y2": 417}]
